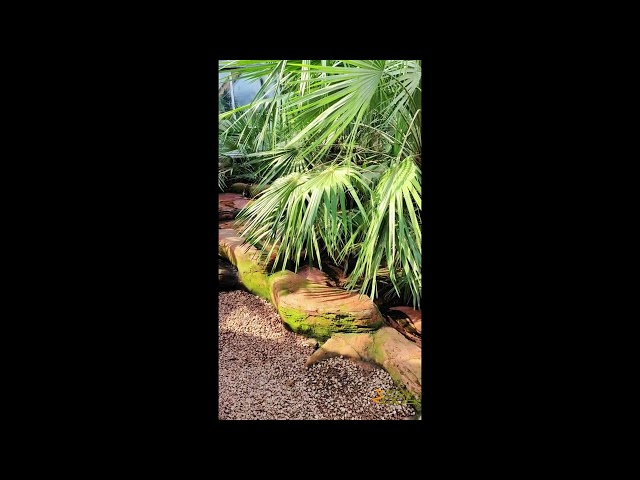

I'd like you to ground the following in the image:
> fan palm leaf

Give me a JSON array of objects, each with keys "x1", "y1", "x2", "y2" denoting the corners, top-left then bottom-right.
[{"x1": 220, "y1": 60, "x2": 422, "y2": 308}]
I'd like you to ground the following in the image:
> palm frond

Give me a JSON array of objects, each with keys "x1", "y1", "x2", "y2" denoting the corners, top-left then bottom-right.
[
  {"x1": 220, "y1": 60, "x2": 422, "y2": 308},
  {"x1": 237, "y1": 164, "x2": 370, "y2": 272},
  {"x1": 345, "y1": 156, "x2": 422, "y2": 309}
]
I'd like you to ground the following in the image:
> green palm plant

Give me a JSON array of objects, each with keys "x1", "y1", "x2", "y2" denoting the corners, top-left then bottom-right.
[{"x1": 219, "y1": 60, "x2": 422, "y2": 309}]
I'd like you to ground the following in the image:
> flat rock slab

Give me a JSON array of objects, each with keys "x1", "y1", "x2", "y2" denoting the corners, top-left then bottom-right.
[
  {"x1": 218, "y1": 228, "x2": 269, "y2": 269},
  {"x1": 269, "y1": 270, "x2": 384, "y2": 341},
  {"x1": 219, "y1": 220, "x2": 236, "y2": 229},
  {"x1": 219, "y1": 193, "x2": 251, "y2": 208},
  {"x1": 295, "y1": 265, "x2": 334, "y2": 286},
  {"x1": 219, "y1": 193, "x2": 252, "y2": 220},
  {"x1": 305, "y1": 327, "x2": 421, "y2": 400},
  {"x1": 219, "y1": 219, "x2": 247, "y2": 231}
]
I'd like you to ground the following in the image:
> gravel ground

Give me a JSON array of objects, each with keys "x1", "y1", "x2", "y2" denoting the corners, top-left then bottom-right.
[{"x1": 219, "y1": 289, "x2": 418, "y2": 420}]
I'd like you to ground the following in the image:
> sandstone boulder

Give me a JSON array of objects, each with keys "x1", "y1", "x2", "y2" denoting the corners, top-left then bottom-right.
[
  {"x1": 269, "y1": 270, "x2": 384, "y2": 341},
  {"x1": 295, "y1": 265, "x2": 334, "y2": 286},
  {"x1": 228, "y1": 182, "x2": 250, "y2": 194},
  {"x1": 218, "y1": 193, "x2": 251, "y2": 220},
  {"x1": 219, "y1": 228, "x2": 271, "y2": 300}
]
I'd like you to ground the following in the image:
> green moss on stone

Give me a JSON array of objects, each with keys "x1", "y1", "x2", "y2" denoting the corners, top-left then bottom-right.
[
  {"x1": 276, "y1": 306, "x2": 382, "y2": 342},
  {"x1": 233, "y1": 255, "x2": 271, "y2": 300},
  {"x1": 235, "y1": 250, "x2": 269, "y2": 273},
  {"x1": 321, "y1": 313, "x2": 364, "y2": 332},
  {"x1": 368, "y1": 336, "x2": 386, "y2": 365},
  {"x1": 277, "y1": 306, "x2": 334, "y2": 341},
  {"x1": 237, "y1": 271, "x2": 269, "y2": 300},
  {"x1": 277, "y1": 305, "x2": 308, "y2": 324},
  {"x1": 229, "y1": 183, "x2": 249, "y2": 194}
]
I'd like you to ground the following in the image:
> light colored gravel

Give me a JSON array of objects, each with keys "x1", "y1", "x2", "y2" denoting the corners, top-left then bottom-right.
[{"x1": 219, "y1": 289, "x2": 418, "y2": 420}]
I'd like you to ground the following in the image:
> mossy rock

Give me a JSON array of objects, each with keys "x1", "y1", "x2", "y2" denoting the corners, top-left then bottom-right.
[
  {"x1": 219, "y1": 227, "x2": 385, "y2": 347},
  {"x1": 219, "y1": 228, "x2": 271, "y2": 299},
  {"x1": 238, "y1": 270, "x2": 271, "y2": 301},
  {"x1": 269, "y1": 270, "x2": 384, "y2": 341},
  {"x1": 228, "y1": 182, "x2": 250, "y2": 194},
  {"x1": 277, "y1": 305, "x2": 337, "y2": 342}
]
